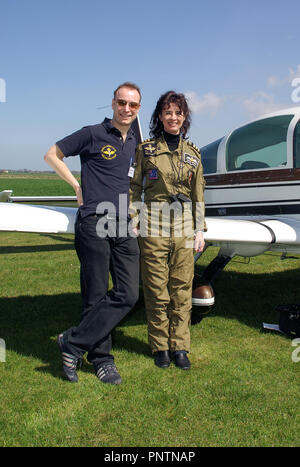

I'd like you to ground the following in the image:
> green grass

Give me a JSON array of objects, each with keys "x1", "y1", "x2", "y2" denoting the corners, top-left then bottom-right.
[
  {"x1": 0, "y1": 174, "x2": 299, "y2": 447},
  {"x1": 0, "y1": 232, "x2": 299, "y2": 447},
  {"x1": 0, "y1": 173, "x2": 80, "y2": 197}
]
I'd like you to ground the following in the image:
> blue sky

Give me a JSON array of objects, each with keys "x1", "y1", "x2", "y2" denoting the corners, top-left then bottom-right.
[{"x1": 1, "y1": 0, "x2": 300, "y2": 171}]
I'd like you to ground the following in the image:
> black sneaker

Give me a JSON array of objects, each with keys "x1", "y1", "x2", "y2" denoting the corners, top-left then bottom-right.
[
  {"x1": 95, "y1": 363, "x2": 122, "y2": 385},
  {"x1": 57, "y1": 333, "x2": 81, "y2": 382}
]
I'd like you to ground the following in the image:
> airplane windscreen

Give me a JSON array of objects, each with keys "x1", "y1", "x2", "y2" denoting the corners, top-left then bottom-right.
[
  {"x1": 201, "y1": 138, "x2": 223, "y2": 174},
  {"x1": 293, "y1": 119, "x2": 300, "y2": 167},
  {"x1": 226, "y1": 115, "x2": 294, "y2": 171}
]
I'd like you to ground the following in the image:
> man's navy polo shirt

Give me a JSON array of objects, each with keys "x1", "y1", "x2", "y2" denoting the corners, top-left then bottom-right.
[{"x1": 56, "y1": 118, "x2": 137, "y2": 218}]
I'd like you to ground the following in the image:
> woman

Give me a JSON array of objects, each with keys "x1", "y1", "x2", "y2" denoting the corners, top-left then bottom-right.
[{"x1": 129, "y1": 91, "x2": 206, "y2": 370}]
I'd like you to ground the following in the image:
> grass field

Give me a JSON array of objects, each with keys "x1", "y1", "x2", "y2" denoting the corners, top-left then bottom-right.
[
  {"x1": 0, "y1": 172, "x2": 80, "y2": 197},
  {"x1": 0, "y1": 174, "x2": 299, "y2": 447}
]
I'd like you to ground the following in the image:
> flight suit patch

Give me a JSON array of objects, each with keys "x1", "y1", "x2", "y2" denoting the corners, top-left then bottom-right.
[
  {"x1": 184, "y1": 153, "x2": 199, "y2": 168},
  {"x1": 143, "y1": 143, "x2": 157, "y2": 157},
  {"x1": 148, "y1": 169, "x2": 158, "y2": 180}
]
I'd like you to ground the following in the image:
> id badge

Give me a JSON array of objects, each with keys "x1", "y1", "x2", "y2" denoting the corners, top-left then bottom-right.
[{"x1": 128, "y1": 166, "x2": 135, "y2": 178}]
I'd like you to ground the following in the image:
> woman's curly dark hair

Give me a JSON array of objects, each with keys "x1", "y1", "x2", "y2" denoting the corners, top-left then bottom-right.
[{"x1": 149, "y1": 91, "x2": 191, "y2": 139}]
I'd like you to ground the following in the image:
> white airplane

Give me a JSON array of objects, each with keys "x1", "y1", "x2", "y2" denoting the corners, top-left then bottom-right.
[
  {"x1": 192, "y1": 106, "x2": 300, "y2": 314},
  {"x1": 1, "y1": 108, "x2": 300, "y2": 314}
]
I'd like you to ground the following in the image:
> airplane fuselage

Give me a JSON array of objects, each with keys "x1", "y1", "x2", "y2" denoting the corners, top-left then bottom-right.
[
  {"x1": 205, "y1": 168, "x2": 300, "y2": 220},
  {"x1": 201, "y1": 107, "x2": 300, "y2": 222}
]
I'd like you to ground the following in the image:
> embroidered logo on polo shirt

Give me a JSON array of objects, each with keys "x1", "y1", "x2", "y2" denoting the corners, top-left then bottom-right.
[{"x1": 101, "y1": 145, "x2": 117, "y2": 160}]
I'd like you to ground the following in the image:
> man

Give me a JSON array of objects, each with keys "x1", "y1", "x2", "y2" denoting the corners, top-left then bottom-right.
[{"x1": 44, "y1": 82, "x2": 141, "y2": 384}]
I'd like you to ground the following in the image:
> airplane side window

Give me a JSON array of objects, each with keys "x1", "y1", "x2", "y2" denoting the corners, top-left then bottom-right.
[
  {"x1": 226, "y1": 115, "x2": 293, "y2": 171},
  {"x1": 293, "y1": 120, "x2": 300, "y2": 168},
  {"x1": 201, "y1": 138, "x2": 222, "y2": 174}
]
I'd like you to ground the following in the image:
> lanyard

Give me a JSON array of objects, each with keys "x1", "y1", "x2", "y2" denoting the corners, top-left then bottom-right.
[{"x1": 169, "y1": 138, "x2": 184, "y2": 188}]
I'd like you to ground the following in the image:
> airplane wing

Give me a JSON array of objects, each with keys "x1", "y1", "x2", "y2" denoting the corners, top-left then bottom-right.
[
  {"x1": 1, "y1": 201, "x2": 300, "y2": 256},
  {"x1": 0, "y1": 190, "x2": 13, "y2": 202},
  {"x1": 193, "y1": 216, "x2": 300, "y2": 311},
  {"x1": 204, "y1": 216, "x2": 300, "y2": 257},
  {"x1": 2, "y1": 202, "x2": 300, "y2": 313},
  {"x1": 0, "y1": 202, "x2": 77, "y2": 234}
]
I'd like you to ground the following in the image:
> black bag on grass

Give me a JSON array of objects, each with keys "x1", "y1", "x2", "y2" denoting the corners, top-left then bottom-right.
[{"x1": 276, "y1": 304, "x2": 300, "y2": 338}]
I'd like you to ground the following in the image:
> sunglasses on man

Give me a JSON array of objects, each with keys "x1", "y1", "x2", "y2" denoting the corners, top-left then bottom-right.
[{"x1": 115, "y1": 99, "x2": 140, "y2": 110}]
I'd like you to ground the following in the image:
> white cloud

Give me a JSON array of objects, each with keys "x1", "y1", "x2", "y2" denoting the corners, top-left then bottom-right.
[
  {"x1": 242, "y1": 91, "x2": 284, "y2": 119},
  {"x1": 185, "y1": 91, "x2": 225, "y2": 115},
  {"x1": 185, "y1": 73, "x2": 295, "y2": 122},
  {"x1": 267, "y1": 75, "x2": 286, "y2": 87},
  {"x1": 289, "y1": 65, "x2": 300, "y2": 83},
  {"x1": 267, "y1": 64, "x2": 300, "y2": 87}
]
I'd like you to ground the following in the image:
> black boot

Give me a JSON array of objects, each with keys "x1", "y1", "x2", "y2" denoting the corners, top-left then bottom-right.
[
  {"x1": 154, "y1": 350, "x2": 171, "y2": 369},
  {"x1": 173, "y1": 351, "x2": 190, "y2": 370}
]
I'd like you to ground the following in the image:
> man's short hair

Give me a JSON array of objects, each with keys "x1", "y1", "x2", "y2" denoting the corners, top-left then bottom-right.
[{"x1": 113, "y1": 82, "x2": 141, "y2": 102}]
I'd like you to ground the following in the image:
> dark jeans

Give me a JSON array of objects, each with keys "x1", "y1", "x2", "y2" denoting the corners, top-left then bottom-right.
[{"x1": 64, "y1": 213, "x2": 140, "y2": 368}]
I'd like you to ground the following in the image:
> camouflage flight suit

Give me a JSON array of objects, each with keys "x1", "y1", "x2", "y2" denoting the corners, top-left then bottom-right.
[{"x1": 129, "y1": 134, "x2": 206, "y2": 353}]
